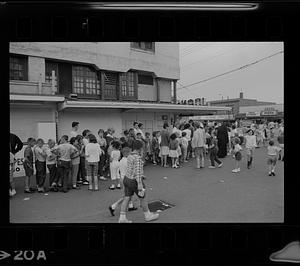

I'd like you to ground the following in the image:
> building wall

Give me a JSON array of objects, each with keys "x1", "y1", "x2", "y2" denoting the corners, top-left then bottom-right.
[
  {"x1": 10, "y1": 104, "x2": 56, "y2": 142},
  {"x1": 28, "y1": 56, "x2": 45, "y2": 82},
  {"x1": 121, "y1": 110, "x2": 174, "y2": 133},
  {"x1": 158, "y1": 79, "x2": 172, "y2": 102},
  {"x1": 10, "y1": 42, "x2": 180, "y2": 80},
  {"x1": 137, "y1": 84, "x2": 157, "y2": 101},
  {"x1": 57, "y1": 109, "x2": 123, "y2": 138}
]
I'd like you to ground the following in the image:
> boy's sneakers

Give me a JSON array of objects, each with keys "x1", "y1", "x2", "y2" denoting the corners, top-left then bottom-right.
[
  {"x1": 232, "y1": 168, "x2": 240, "y2": 173},
  {"x1": 153, "y1": 161, "x2": 157, "y2": 165},
  {"x1": 271, "y1": 171, "x2": 276, "y2": 176},
  {"x1": 209, "y1": 166, "x2": 216, "y2": 169},
  {"x1": 116, "y1": 184, "x2": 121, "y2": 189},
  {"x1": 38, "y1": 187, "x2": 44, "y2": 193},
  {"x1": 72, "y1": 185, "x2": 81, "y2": 189},
  {"x1": 118, "y1": 218, "x2": 132, "y2": 223},
  {"x1": 145, "y1": 212, "x2": 159, "y2": 222},
  {"x1": 24, "y1": 189, "x2": 32, "y2": 193},
  {"x1": 82, "y1": 181, "x2": 89, "y2": 185},
  {"x1": 10, "y1": 189, "x2": 16, "y2": 197},
  {"x1": 269, "y1": 172, "x2": 272, "y2": 176},
  {"x1": 99, "y1": 176, "x2": 107, "y2": 181},
  {"x1": 77, "y1": 180, "x2": 83, "y2": 184},
  {"x1": 109, "y1": 206, "x2": 115, "y2": 216},
  {"x1": 109, "y1": 185, "x2": 115, "y2": 190},
  {"x1": 218, "y1": 163, "x2": 223, "y2": 168}
]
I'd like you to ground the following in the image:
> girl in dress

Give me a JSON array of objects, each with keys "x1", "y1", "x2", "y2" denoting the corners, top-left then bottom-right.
[
  {"x1": 109, "y1": 141, "x2": 121, "y2": 190},
  {"x1": 169, "y1": 133, "x2": 179, "y2": 168}
]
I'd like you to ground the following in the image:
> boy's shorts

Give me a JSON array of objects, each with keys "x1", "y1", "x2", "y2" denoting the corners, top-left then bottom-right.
[
  {"x1": 123, "y1": 176, "x2": 145, "y2": 198},
  {"x1": 235, "y1": 151, "x2": 242, "y2": 161},
  {"x1": 267, "y1": 155, "x2": 277, "y2": 165},
  {"x1": 246, "y1": 148, "x2": 254, "y2": 156}
]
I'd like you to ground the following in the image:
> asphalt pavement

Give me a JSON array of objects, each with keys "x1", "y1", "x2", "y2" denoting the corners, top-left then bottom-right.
[{"x1": 10, "y1": 145, "x2": 284, "y2": 223}]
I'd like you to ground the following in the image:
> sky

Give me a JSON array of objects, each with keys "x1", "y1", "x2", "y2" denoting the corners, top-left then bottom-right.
[{"x1": 177, "y1": 42, "x2": 284, "y2": 104}]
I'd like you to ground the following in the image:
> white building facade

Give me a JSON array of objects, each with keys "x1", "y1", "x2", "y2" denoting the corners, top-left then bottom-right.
[{"x1": 10, "y1": 42, "x2": 230, "y2": 143}]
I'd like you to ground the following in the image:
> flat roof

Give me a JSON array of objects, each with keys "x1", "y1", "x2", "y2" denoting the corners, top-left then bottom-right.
[{"x1": 58, "y1": 100, "x2": 231, "y2": 113}]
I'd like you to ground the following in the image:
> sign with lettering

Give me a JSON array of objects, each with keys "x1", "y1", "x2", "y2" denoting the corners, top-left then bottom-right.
[
  {"x1": 246, "y1": 111, "x2": 261, "y2": 117},
  {"x1": 261, "y1": 110, "x2": 278, "y2": 116}
]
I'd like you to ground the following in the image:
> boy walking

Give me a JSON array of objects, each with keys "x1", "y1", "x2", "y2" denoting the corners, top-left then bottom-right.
[
  {"x1": 23, "y1": 138, "x2": 36, "y2": 193},
  {"x1": 34, "y1": 139, "x2": 47, "y2": 192}
]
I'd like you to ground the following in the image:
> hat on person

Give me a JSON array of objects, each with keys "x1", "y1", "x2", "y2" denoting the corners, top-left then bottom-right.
[{"x1": 72, "y1": 121, "x2": 79, "y2": 128}]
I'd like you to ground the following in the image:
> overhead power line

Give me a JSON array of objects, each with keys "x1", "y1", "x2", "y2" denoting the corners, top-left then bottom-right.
[{"x1": 177, "y1": 50, "x2": 283, "y2": 91}]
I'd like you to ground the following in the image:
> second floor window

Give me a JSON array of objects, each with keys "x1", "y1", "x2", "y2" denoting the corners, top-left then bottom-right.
[
  {"x1": 131, "y1": 42, "x2": 155, "y2": 52},
  {"x1": 120, "y1": 72, "x2": 136, "y2": 99},
  {"x1": 138, "y1": 74, "x2": 153, "y2": 85},
  {"x1": 10, "y1": 56, "x2": 28, "y2": 81},
  {"x1": 45, "y1": 61, "x2": 58, "y2": 88},
  {"x1": 72, "y1": 66, "x2": 100, "y2": 96}
]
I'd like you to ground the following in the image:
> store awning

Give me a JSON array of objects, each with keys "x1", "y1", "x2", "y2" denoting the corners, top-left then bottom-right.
[{"x1": 58, "y1": 100, "x2": 231, "y2": 114}]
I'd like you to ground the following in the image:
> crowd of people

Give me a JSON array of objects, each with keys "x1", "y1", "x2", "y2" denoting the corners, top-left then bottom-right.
[{"x1": 9, "y1": 119, "x2": 284, "y2": 222}]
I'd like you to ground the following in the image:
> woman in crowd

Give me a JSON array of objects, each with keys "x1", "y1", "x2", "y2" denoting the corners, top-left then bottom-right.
[{"x1": 216, "y1": 122, "x2": 229, "y2": 158}]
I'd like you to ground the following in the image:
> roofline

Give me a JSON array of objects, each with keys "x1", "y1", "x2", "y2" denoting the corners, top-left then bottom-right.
[{"x1": 58, "y1": 100, "x2": 231, "y2": 112}]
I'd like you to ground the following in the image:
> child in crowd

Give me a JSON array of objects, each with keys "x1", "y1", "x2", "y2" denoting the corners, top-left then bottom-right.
[
  {"x1": 34, "y1": 138, "x2": 47, "y2": 192},
  {"x1": 9, "y1": 150, "x2": 16, "y2": 197},
  {"x1": 77, "y1": 135, "x2": 87, "y2": 185},
  {"x1": 81, "y1": 129, "x2": 91, "y2": 185},
  {"x1": 169, "y1": 133, "x2": 179, "y2": 168},
  {"x1": 46, "y1": 139, "x2": 58, "y2": 192},
  {"x1": 244, "y1": 129, "x2": 257, "y2": 169},
  {"x1": 85, "y1": 134, "x2": 102, "y2": 191},
  {"x1": 181, "y1": 131, "x2": 188, "y2": 163},
  {"x1": 136, "y1": 133, "x2": 145, "y2": 163},
  {"x1": 145, "y1": 132, "x2": 151, "y2": 163},
  {"x1": 23, "y1": 137, "x2": 36, "y2": 193},
  {"x1": 277, "y1": 132, "x2": 284, "y2": 161},
  {"x1": 70, "y1": 137, "x2": 81, "y2": 189},
  {"x1": 109, "y1": 141, "x2": 121, "y2": 190},
  {"x1": 176, "y1": 132, "x2": 182, "y2": 167},
  {"x1": 232, "y1": 137, "x2": 242, "y2": 173},
  {"x1": 208, "y1": 133, "x2": 223, "y2": 169},
  {"x1": 267, "y1": 140, "x2": 281, "y2": 176},
  {"x1": 108, "y1": 146, "x2": 137, "y2": 216},
  {"x1": 118, "y1": 140, "x2": 159, "y2": 223},
  {"x1": 151, "y1": 131, "x2": 159, "y2": 165},
  {"x1": 97, "y1": 129, "x2": 107, "y2": 181},
  {"x1": 157, "y1": 131, "x2": 162, "y2": 165}
]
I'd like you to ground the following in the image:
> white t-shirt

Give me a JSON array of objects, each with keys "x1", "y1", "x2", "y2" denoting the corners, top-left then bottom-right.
[
  {"x1": 245, "y1": 135, "x2": 257, "y2": 149},
  {"x1": 111, "y1": 149, "x2": 121, "y2": 162},
  {"x1": 234, "y1": 144, "x2": 242, "y2": 153},
  {"x1": 182, "y1": 129, "x2": 191, "y2": 141},
  {"x1": 85, "y1": 143, "x2": 102, "y2": 163},
  {"x1": 267, "y1": 145, "x2": 281, "y2": 156},
  {"x1": 70, "y1": 130, "x2": 78, "y2": 138},
  {"x1": 119, "y1": 157, "x2": 128, "y2": 179}
]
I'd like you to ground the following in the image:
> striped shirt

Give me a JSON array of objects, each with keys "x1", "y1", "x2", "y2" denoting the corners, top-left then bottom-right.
[{"x1": 125, "y1": 151, "x2": 143, "y2": 182}]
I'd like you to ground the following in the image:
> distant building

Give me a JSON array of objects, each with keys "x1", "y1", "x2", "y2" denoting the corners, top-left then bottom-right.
[
  {"x1": 237, "y1": 104, "x2": 283, "y2": 122},
  {"x1": 208, "y1": 92, "x2": 276, "y2": 118}
]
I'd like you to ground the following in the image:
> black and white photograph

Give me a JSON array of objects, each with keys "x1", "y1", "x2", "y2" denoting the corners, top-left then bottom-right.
[{"x1": 9, "y1": 42, "x2": 284, "y2": 223}]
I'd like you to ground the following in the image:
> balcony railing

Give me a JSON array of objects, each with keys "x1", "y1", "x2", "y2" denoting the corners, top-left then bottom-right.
[{"x1": 9, "y1": 80, "x2": 57, "y2": 95}]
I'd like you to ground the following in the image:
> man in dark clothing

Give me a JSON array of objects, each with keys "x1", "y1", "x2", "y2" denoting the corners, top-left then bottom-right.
[
  {"x1": 10, "y1": 133, "x2": 23, "y2": 155},
  {"x1": 216, "y1": 122, "x2": 229, "y2": 158}
]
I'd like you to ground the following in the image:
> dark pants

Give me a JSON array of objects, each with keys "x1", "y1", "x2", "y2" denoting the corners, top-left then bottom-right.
[
  {"x1": 98, "y1": 153, "x2": 106, "y2": 177},
  {"x1": 78, "y1": 156, "x2": 87, "y2": 182},
  {"x1": 58, "y1": 160, "x2": 71, "y2": 191},
  {"x1": 35, "y1": 160, "x2": 46, "y2": 188},
  {"x1": 210, "y1": 147, "x2": 222, "y2": 166},
  {"x1": 47, "y1": 164, "x2": 58, "y2": 186}
]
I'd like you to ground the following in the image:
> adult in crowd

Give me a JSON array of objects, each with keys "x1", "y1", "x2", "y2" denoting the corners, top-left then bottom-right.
[
  {"x1": 216, "y1": 122, "x2": 229, "y2": 158},
  {"x1": 182, "y1": 124, "x2": 192, "y2": 159},
  {"x1": 191, "y1": 122, "x2": 206, "y2": 169},
  {"x1": 10, "y1": 132, "x2": 23, "y2": 155},
  {"x1": 97, "y1": 129, "x2": 107, "y2": 180},
  {"x1": 70, "y1": 121, "x2": 80, "y2": 138},
  {"x1": 137, "y1": 123, "x2": 145, "y2": 140},
  {"x1": 127, "y1": 128, "x2": 136, "y2": 150},
  {"x1": 160, "y1": 122, "x2": 170, "y2": 167},
  {"x1": 133, "y1": 121, "x2": 139, "y2": 137}
]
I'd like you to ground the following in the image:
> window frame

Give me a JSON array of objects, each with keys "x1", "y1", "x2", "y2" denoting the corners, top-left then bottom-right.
[
  {"x1": 130, "y1": 42, "x2": 155, "y2": 52},
  {"x1": 9, "y1": 55, "x2": 28, "y2": 81},
  {"x1": 72, "y1": 65, "x2": 101, "y2": 98},
  {"x1": 120, "y1": 71, "x2": 137, "y2": 100},
  {"x1": 45, "y1": 60, "x2": 59, "y2": 90}
]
